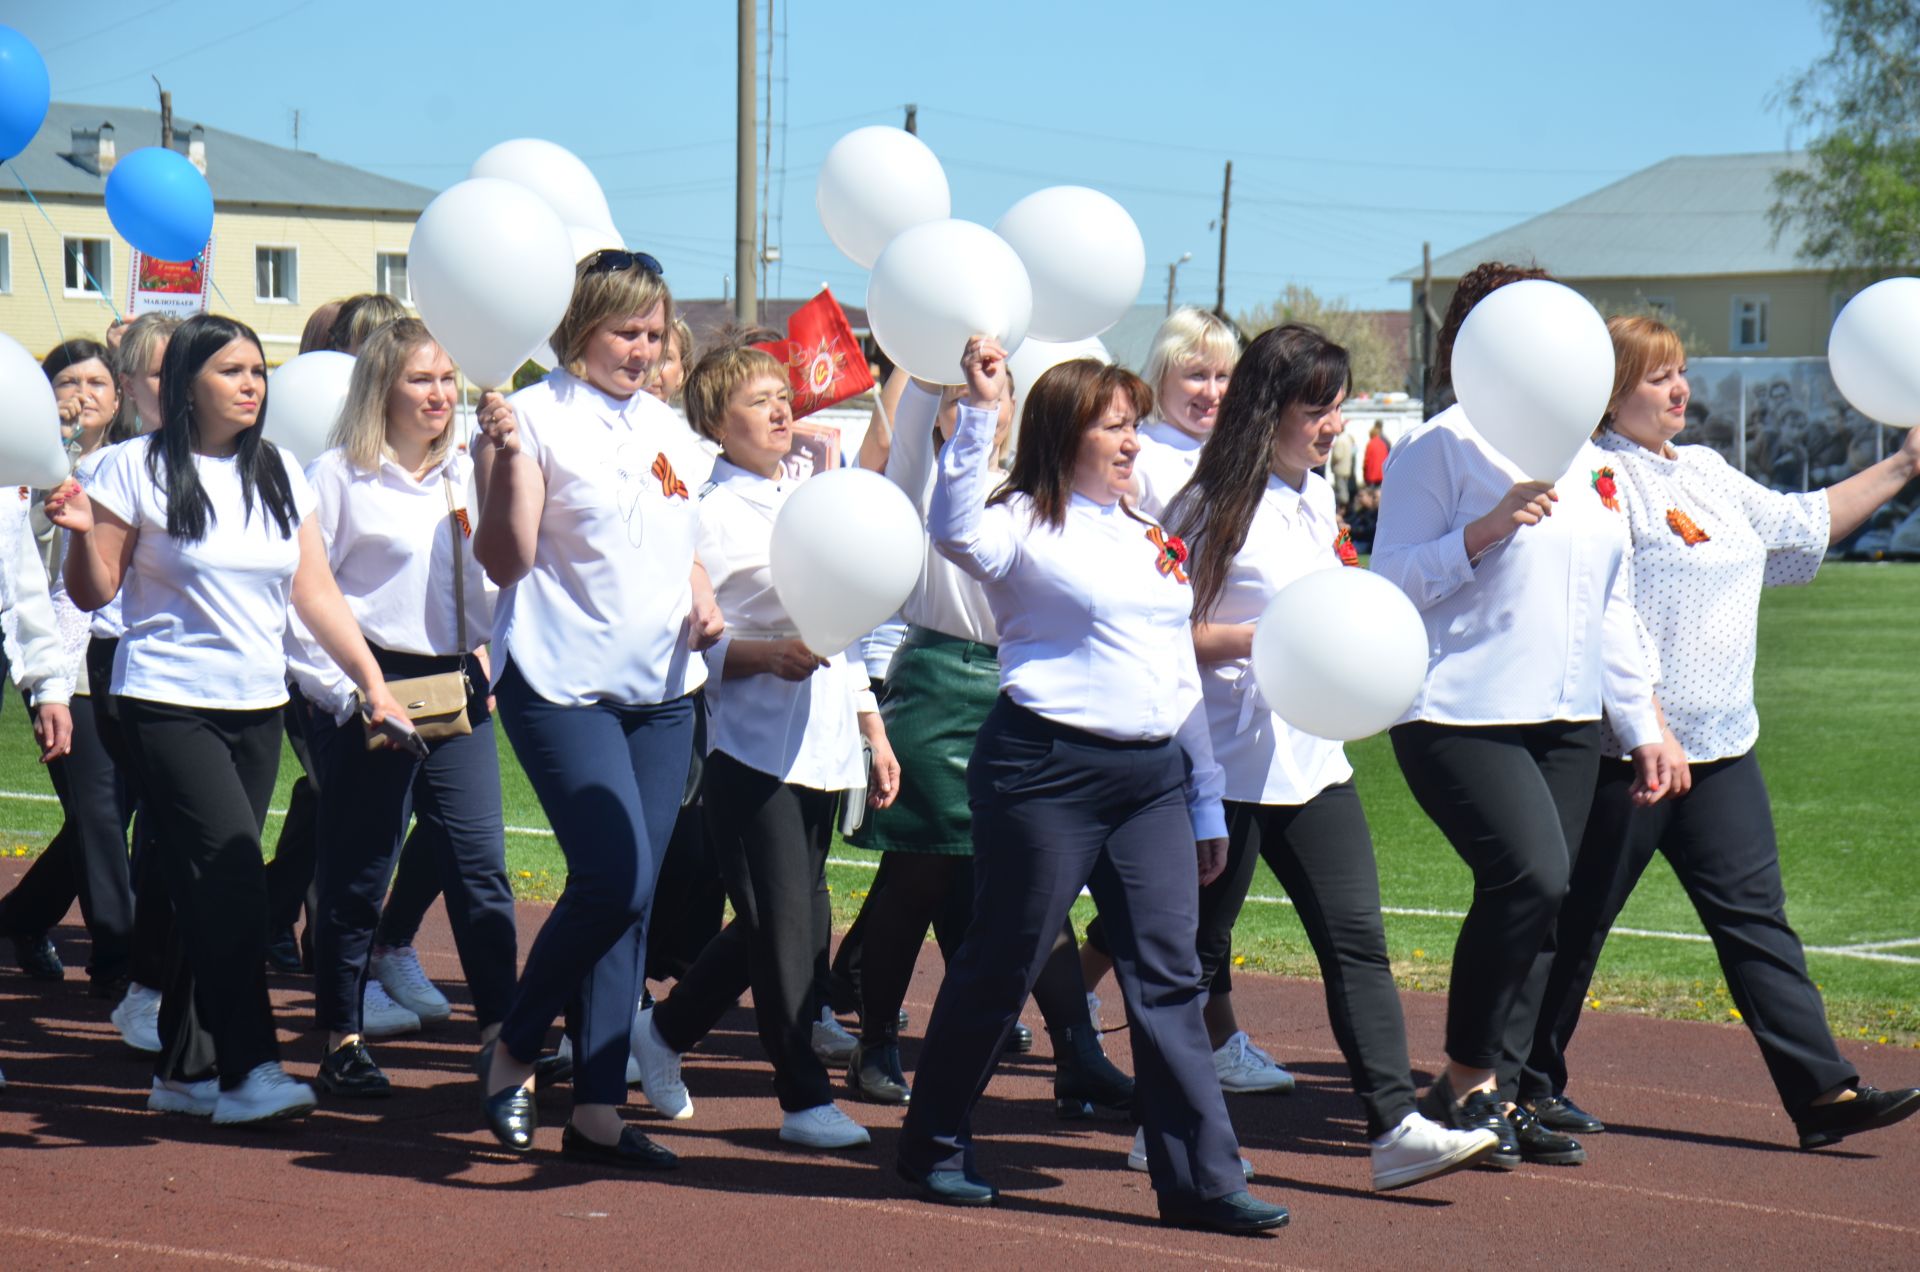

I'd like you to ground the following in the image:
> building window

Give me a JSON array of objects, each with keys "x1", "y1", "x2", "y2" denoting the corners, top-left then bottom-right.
[
  {"x1": 255, "y1": 246, "x2": 298, "y2": 303},
  {"x1": 376, "y1": 251, "x2": 410, "y2": 304},
  {"x1": 0, "y1": 231, "x2": 10, "y2": 294},
  {"x1": 1641, "y1": 295, "x2": 1674, "y2": 316},
  {"x1": 1730, "y1": 294, "x2": 1769, "y2": 352},
  {"x1": 63, "y1": 236, "x2": 111, "y2": 297}
]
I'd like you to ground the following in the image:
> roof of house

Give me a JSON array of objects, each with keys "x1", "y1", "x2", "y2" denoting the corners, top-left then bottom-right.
[
  {"x1": 1395, "y1": 152, "x2": 1817, "y2": 283},
  {"x1": 677, "y1": 297, "x2": 870, "y2": 350},
  {"x1": 5, "y1": 102, "x2": 434, "y2": 214}
]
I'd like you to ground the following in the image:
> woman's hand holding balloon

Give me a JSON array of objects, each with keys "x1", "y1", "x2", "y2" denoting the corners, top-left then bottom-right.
[
  {"x1": 960, "y1": 335, "x2": 1007, "y2": 410},
  {"x1": 475, "y1": 390, "x2": 519, "y2": 455},
  {"x1": 1464, "y1": 480, "x2": 1557, "y2": 561}
]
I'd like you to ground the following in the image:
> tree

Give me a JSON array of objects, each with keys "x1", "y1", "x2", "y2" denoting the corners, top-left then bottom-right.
[
  {"x1": 1769, "y1": 0, "x2": 1920, "y2": 277},
  {"x1": 1236, "y1": 285, "x2": 1403, "y2": 393}
]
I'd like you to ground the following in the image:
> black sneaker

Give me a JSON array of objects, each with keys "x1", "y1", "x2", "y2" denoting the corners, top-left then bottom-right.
[
  {"x1": 1507, "y1": 1103, "x2": 1586, "y2": 1165},
  {"x1": 1418, "y1": 1075, "x2": 1519, "y2": 1169},
  {"x1": 317, "y1": 1039, "x2": 393, "y2": 1098},
  {"x1": 13, "y1": 932, "x2": 63, "y2": 981},
  {"x1": 1796, "y1": 1086, "x2": 1920, "y2": 1150}
]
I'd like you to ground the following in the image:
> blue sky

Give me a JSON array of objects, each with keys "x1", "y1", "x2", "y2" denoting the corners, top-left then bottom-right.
[{"x1": 17, "y1": 0, "x2": 1828, "y2": 311}]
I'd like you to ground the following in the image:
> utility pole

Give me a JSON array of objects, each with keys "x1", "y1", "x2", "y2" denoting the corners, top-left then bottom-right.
[
  {"x1": 291, "y1": 109, "x2": 300, "y2": 151},
  {"x1": 734, "y1": 0, "x2": 758, "y2": 324},
  {"x1": 903, "y1": 103, "x2": 917, "y2": 135},
  {"x1": 1214, "y1": 160, "x2": 1232, "y2": 318},
  {"x1": 154, "y1": 77, "x2": 171, "y2": 148},
  {"x1": 1419, "y1": 240, "x2": 1439, "y2": 402},
  {"x1": 1165, "y1": 251, "x2": 1191, "y2": 315}
]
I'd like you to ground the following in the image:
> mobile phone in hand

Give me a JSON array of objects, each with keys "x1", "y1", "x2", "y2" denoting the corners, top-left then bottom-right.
[{"x1": 360, "y1": 698, "x2": 429, "y2": 760}]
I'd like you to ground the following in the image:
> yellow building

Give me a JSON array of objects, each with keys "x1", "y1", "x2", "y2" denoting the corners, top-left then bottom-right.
[{"x1": 2, "y1": 101, "x2": 431, "y2": 362}]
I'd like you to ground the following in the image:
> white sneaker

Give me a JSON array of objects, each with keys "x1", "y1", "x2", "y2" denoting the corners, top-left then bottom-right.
[
  {"x1": 148, "y1": 1075, "x2": 220, "y2": 1117},
  {"x1": 112, "y1": 983, "x2": 163, "y2": 1053},
  {"x1": 810, "y1": 1006, "x2": 857, "y2": 1066},
  {"x1": 1213, "y1": 1031, "x2": 1296, "y2": 1094},
  {"x1": 211, "y1": 1062, "x2": 317, "y2": 1125},
  {"x1": 779, "y1": 1102, "x2": 871, "y2": 1150},
  {"x1": 1126, "y1": 1125, "x2": 1253, "y2": 1179},
  {"x1": 630, "y1": 1006, "x2": 693, "y2": 1120},
  {"x1": 371, "y1": 947, "x2": 452, "y2": 1024},
  {"x1": 361, "y1": 980, "x2": 422, "y2": 1039},
  {"x1": 1371, "y1": 1111, "x2": 1500, "y2": 1192},
  {"x1": 559, "y1": 1032, "x2": 642, "y2": 1086}
]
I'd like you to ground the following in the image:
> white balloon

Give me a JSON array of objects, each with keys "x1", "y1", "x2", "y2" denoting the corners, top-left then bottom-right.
[
  {"x1": 1451, "y1": 279, "x2": 1615, "y2": 481},
  {"x1": 410, "y1": 178, "x2": 577, "y2": 389},
  {"x1": 771, "y1": 468, "x2": 926, "y2": 658},
  {"x1": 469, "y1": 138, "x2": 618, "y2": 238},
  {"x1": 1829, "y1": 277, "x2": 1920, "y2": 427},
  {"x1": 265, "y1": 351, "x2": 356, "y2": 466},
  {"x1": 566, "y1": 222, "x2": 623, "y2": 264},
  {"x1": 0, "y1": 333, "x2": 73, "y2": 488},
  {"x1": 1251, "y1": 568, "x2": 1429, "y2": 742},
  {"x1": 867, "y1": 220, "x2": 1032, "y2": 385},
  {"x1": 1005, "y1": 335, "x2": 1110, "y2": 400},
  {"x1": 816, "y1": 126, "x2": 951, "y2": 270},
  {"x1": 994, "y1": 187, "x2": 1146, "y2": 342}
]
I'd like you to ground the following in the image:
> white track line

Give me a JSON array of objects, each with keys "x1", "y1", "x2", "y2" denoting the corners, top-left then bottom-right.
[{"x1": 0, "y1": 1225, "x2": 342, "y2": 1272}]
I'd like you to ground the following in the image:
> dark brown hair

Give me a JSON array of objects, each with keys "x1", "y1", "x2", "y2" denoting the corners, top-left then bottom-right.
[
  {"x1": 1430, "y1": 260, "x2": 1552, "y2": 394},
  {"x1": 989, "y1": 359, "x2": 1152, "y2": 530}
]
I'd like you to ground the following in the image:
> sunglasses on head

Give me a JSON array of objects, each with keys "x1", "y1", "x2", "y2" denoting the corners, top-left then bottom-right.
[{"x1": 583, "y1": 249, "x2": 665, "y2": 278}]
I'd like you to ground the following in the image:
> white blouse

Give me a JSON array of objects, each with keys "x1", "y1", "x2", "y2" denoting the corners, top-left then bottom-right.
[
  {"x1": 1132, "y1": 420, "x2": 1205, "y2": 520},
  {"x1": 1370, "y1": 405, "x2": 1661, "y2": 750},
  {"x1": 1592, "y1": 430, "x2": 1828, "y2": 762},
  {"x1": 931, "y1": 401, "x2": 1227, "y2": 841},
  {"x1": 885, "y1": 381, "x2": 998, "y2": 644},
  {"x1": 1200, "y1": 471, "x2": 1355, "y2": 805},
  {"x1": 1, "y1": 492, "x2": 75, "y2": 707},
  {"x1": 73, "y1": 442, "x2": 129, "y2": 642},
  {"x1": 698, "y1": 458, "x2": 876, "y2": 791},
  {"x1": 490, "y1": 369, "x2": 708, "y2": 708},
  {"x1": 88, "y1": 440, "x2": 317, "y2": 711}
]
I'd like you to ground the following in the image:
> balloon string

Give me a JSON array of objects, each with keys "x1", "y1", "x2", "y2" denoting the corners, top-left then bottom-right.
[
  {"x1": 13, "y1": 198, "x2": 66, "y2": 343},
  {"x1": 8, "y1": 161, "x2": 125, "y2": 323}
]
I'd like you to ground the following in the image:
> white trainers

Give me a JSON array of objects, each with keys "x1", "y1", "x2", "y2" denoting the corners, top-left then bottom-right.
[
  {"x1": 371, "y1": 947, "x2": 452, "y2": 1024},
  {"x1": 149, "y1": 1075, "x2": 220, "y2": 1117},
  {"x1": 558, "y1": 1032, "x2": 643, "y2": 1086},
  {"x1": 810, "y1": 1006, "x2": 857, "y2": 1066},
  {"x1": 1213, "y1": 1031, "x2": 1296, "y2": 1094},
  {"x1": 1126, "y1": 1125, "x2": 1253, "y2": 1179},
  {"x1": 361, "y1": 980, "x2": 422, "y2": 1039},
  {"x1": 211, "y1": 1062, "x2": 317, "y2": 1125},
  {"x1": 630, "y1": 1006, "x2": 693, "y2": 1120},
  {"x1": 112, "y1": 982, "x2": 163, "y2": 1053},
  {"x1": 779, "y1": 1102, "x2": 871, "y2": 1150},
  {"x1": 1371, "y1": 1111, "x2": 1500, "y2": 1192}
]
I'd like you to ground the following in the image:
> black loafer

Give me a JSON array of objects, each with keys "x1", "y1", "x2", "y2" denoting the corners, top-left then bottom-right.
[
  {"x1": 317, "y1": 1039, "x2": 392, "y2": 1098},
  {"x1": 483, "y1": 1082, "x2": 537, "y2": 1151},
  {"x1": 1004, "y1": 1022, "x2": 1033, "y2": 1055},
  {"x1": 1158, "y1": 1189, "x2": 1290, "y2": 1234},
  {"x1": 847, "y1": 1041, "x2": 911, "y2": 1106},
  {"x1": 1508, "y1": 1104, "x2": 1586, "y2": 1165},
  {"x1": 560, "y1": 1123, "x2": 677, "y2": 1170},
  {"x1": 1527, "y1": 1094, "x2": 1605, "y2": 1134},
  {"x1": 1418, "y1": 1076, "x2": 1519, "y2": 1169},
  {"x1": 13, "y1": 932, "x2": 63, "y2": 981},
  {"x1": 533, "y1": 1052, "x2": 573, "y2": 1090},
  {"x1": 1796, "y1": 1085, "x2": 1920, "y2": 1149},
  {"x1": 898, "y1": 1162, "x2": 997, "y2": 1207}
]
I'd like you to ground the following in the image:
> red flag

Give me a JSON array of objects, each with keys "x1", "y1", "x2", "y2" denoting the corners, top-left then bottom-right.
[{"x1": 754, "y1": 288, "x2": 874, "y2": 419}]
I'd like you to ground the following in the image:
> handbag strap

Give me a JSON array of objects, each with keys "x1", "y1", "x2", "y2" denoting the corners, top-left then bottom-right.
[{"x1": 445, "y1": 471, "x2": 468, "y2": 660}]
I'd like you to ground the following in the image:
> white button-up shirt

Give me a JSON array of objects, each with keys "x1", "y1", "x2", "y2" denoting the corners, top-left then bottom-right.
[
  {"x1": 699, "y1": 457, "x2": 876, "y2": 791},
  {"x1": 1592, "y1": 430, "x2": 1827, "y2": 761},
  {"x1": 1132, "y1": 420, "x2": 1205, "y2": 520},
  {"x1": 931, "y1": 402, "x2": 1227, "y2": 841},
  {"x1": 1371, "y1": 405, "x2": 1660, "y2": 750},
  {"x1": 886, "y1": 382, "x2": 998, "y2": 644},
  {"x1": 1, "y1": 492, "x2": 75, "y2": 707},
  {"x1": 1201, "y1": 471, "x2": 1355, "y2": 805},
  {"x1": 491, "y1": 370, "x2": 708, "y2": 707}
]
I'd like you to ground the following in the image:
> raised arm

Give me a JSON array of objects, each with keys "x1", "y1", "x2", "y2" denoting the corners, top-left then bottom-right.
[
  {"x1": 929, "y1": 337, "x2": 1021, "y2": 582},
  {"x1": 45, "y1": 479, "x2": 134, "y2": 613},
  {"x1": 470, "y1": 391, "x2": 545, "y2": 587},
  {"x1": 882, "y1": 378, "x2": 945, "y2": 506},
  {"x1": 1820, "y1": 424, "x2": 1918, "y2": 544},
  {"x1": 857, "y1": 367, "x2": 913, "y2": 473}
]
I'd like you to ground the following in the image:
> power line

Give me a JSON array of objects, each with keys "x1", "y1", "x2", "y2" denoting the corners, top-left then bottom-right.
[{"x1": 61, "y1": 0, "x2": 321, "y2": 94}]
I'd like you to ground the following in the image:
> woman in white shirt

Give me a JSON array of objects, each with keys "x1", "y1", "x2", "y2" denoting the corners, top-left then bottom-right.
[
  {"x1": 628, "y1": 342, "x2": 898, "y2": 1151},
  {"x1": 52, "y1": 313, "x2": 409, "y2": 1127},
  {"x1": 1165, "y1": 323, "x2": 1498, "y2": 1192},
  {"x1": 1524, "y1": 315, "x2": 1920, "y2": 1150},
  {"x1": 293, "y1": 318, "x2": 515, "y2": 1100},
  {"x1": 471, "y1": 251, "x2": 722, "y2": 1168},
  {"x1": 1129, "y1": 307, "x2": 1240, "y2": 519},
  {"x1": 895, "y1": 339, "x2": 1287, "y2": 1234},
  {"x1": 1372, "y1": 262, "x2": 1673, "y2": 1170}
]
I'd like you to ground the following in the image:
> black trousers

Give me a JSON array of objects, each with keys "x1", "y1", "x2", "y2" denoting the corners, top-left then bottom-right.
[
  {"x1": 1523, "y1": 751, "x2": 1857, "y2": 1114},
  {"x1": 263, "y1": 699, "x2": 319, "y2": 948},
  {"x1": 86, "y1": 637, "x2": 170, "y2": 994},
  {"x1": 120, "y1": 697, "x2": 284, "y2": 1088},
  {"x1": 899, "y1": 698, "x2": 1242, "y2": 1203},
  {"x1": 653, "y1": 749, "x2": 838, "y2": 1113},
  {"x1": 1391, "y1": 719, "x2": 1601, "y2": 1097}
]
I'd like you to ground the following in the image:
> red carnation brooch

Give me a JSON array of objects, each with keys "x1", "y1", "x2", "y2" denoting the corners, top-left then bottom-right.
[
  {"x1": 1334, "y1": 527, "x2": 1359, "y2": 567},
  {"x1": 1666, "y1": 508, "x2": 1710, "y2": 545},
  {"x1": 1146, "y1": 526, "x2": 1189, "y2": 583},
  {"x1": 1591, "y1": 467, "x2": 1620, "y2": 512}
]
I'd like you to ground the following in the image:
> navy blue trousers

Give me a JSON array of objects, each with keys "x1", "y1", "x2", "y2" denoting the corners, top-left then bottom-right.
[
  {"x1": 492, "y1": 661, "x2": 694, "y2": 1106},
  {"x1": 898, "y1": 697, "x2": 1244, "y2": 1204}
]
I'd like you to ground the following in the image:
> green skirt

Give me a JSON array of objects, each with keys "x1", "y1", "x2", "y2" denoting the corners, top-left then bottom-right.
[{"x1": 850, "y1": 626, "x2": 999, "y2": 856}]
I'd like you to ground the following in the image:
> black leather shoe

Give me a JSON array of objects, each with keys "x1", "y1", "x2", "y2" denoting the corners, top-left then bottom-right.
[
  {"x1": 1158, "y1": 1189, "x2": 1290, "y2": 1234},
  {"x1": 847, "y1": 1041, "x2": 911, "y2": 1105},
  {"x1": 483, "y1": 1082, "x2": 536, "y2": 1151},
  {"x1": 264, "y1": 928, "x2": 304, "y2": 974},
  {"x1": 533, "y1": 1052, "x2": 573, "y2": 1090},
  {"x1": 1052, "y1": 1023, "x2": 1133, "y2": 1119},
  {"x1": 560, "y1": 1123, "x2": 677, "y2": 1170},
  {"x1": 1508, "y1": 1104, "x2": 1586, "y2": 1165},
  {"x1": 1796, "y1": 1085, "x2": 1920, "y2": 1149},
  {"x1": 1418, "y1": 1075, "x2": 1519, "y2": 1169},
  {"x1": 317, "y1": 1039, "x2": 392, "y2": 1098},
  {"x1": 1004, "y1": 1022, "x2": 1033, "y2": 1055},
  {"x1": 898, "y1": 1162, "x2": 997, "y2": 1207},
  {"x1": 13, "y1": 932, "x2": 62, "y2": 981},
  {"x1": 1527, "y1": 1093, "x2": 1605, "y2": 1134}
]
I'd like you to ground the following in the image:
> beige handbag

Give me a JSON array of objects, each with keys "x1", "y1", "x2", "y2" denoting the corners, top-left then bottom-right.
[{"x1": 366, "y1": 478, "x2": 473, "y2": 749}]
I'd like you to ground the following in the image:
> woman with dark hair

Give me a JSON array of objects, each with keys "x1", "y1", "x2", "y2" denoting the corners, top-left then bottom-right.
[
  {"x1": 894, "y1": 338, "x2": 1287, "y2": 1233},
  {"x1": 1163, "y1": 323, "x2": 1497, "y2": 1191},
  {"x1": 1371, "y1": 263, "x2": 1673, "y2": 1169},
  {"x1": 50, "y1": 313, "x2": 410, "y2": 1126}
]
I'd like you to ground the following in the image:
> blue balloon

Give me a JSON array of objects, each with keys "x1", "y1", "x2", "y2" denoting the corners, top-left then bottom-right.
[
  {"x1": 105, "y1": 146, "x2": 215, "y2": 263},
  {"x1": 0, "y1": 25, "x2": 51, "y2": 161}
]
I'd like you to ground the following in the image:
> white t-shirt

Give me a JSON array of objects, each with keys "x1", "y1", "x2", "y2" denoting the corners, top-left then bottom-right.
[
  {"x1": 73, "y1": 442, "x2": 131, "y2": 641},
  {"x1": 89, "y1": 439, "x2": 317, "y2": 710}
]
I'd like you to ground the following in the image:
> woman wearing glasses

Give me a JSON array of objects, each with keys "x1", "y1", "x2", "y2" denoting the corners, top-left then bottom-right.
[{"x1": 472, "y1": 250, "x2": 724, "y2": 1169}]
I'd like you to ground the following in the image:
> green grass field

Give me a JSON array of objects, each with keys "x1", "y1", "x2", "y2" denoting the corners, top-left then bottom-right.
[{"x1": 3, "y1": 563, "x2": 1914, "y2": 1046}]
